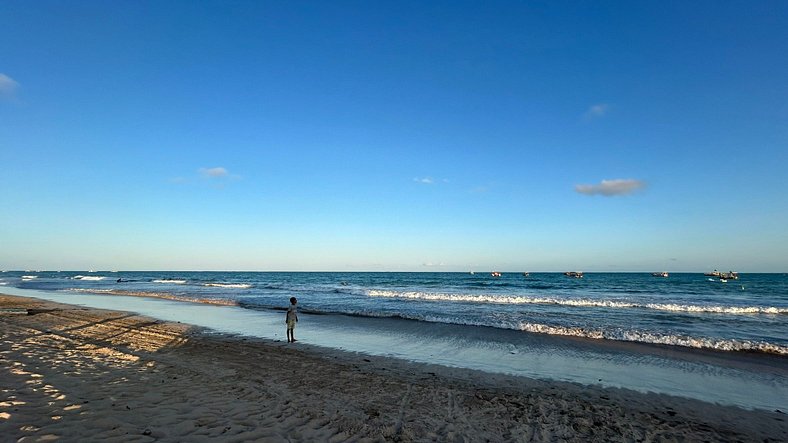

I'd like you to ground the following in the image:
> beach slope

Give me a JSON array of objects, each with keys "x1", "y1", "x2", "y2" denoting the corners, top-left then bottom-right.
[{"x1": 1, "y1": 294, "x2": 785, "y2": 442}]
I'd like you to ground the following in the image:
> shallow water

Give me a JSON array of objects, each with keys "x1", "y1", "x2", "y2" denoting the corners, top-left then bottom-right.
[
  {"x1": 4, "y1": 285, "x2": 786, "y2": 411},
  {"x1": 6, "y1": 271, "x2": 788, "y2": 355}
]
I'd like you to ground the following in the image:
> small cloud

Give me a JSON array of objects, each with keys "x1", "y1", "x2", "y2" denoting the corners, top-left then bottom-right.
[
  {"x1": 414, "y1": 177, "x2": 434, "y2": 184},
  {"x1": 0, "y1": 73, "x2": 19, "y2": 97},
  {"x1": 575, "y1": 178, "x2": 645, "y2": 196},
  {"x1": 199, "y1": 167, "x2": 229, "y2": 178},
  {"x1": 169, "y1": 176, "x2": 188, "y2": 184},
  {"x1": 584, "y1": 103, "x2": 609, "y2": 120},
  {"x1": 422, "y1": 262, "x2": 445, "y2": 267},
  {"x1": 171, "y1": 167, "x2": 240, "y2": 187}
]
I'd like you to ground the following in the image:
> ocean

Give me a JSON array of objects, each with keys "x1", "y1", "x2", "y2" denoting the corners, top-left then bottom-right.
[{"x1": 2, "y1": 271, "x2": 787, "y2": 410}]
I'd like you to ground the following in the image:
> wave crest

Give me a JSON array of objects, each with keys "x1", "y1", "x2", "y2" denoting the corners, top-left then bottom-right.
[
  {"x1": 517, "y1": 322, "x2": 788, "y2": 354},
  {"x1": 204, "y1": 283, "x2": 252, "y2": 289},
  {"x1": 366, "y1": 290, "x2": 788, "y2": 315}
]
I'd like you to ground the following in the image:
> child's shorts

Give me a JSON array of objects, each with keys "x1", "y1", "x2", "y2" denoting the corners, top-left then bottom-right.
[{"x1": 287, "y1": 319, "x2": 296, "y2": 329}]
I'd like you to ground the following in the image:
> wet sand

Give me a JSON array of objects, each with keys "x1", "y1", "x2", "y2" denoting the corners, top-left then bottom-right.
[{"x1": 1, "y1": 294, "x2": 786, "y2": 442}]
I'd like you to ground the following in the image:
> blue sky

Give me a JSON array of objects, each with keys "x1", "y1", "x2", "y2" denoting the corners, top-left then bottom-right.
[{"x1": 1, "y1": 1, "x2": 787, "y2": 272}]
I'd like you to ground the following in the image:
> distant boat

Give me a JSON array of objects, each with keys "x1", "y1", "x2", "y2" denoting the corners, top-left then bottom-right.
[
  {"x1": 491, "y1": 271, "x2": 502, "y2": 278},
  {"x1": 652, "y1": 272, "x2": 669, "y2": 277},
  {"x1": 469, "y1": 271, "x2": 475, "y2": 275},
  {"x1": 705, "y1": 270, "x2": 739, "y2": 280},
  {"x1": 522, "y1": 272, "x2": 530, "y2": 277},
  {"x1": 720, "y1": 271, "x2": 739, "y2": 280},
  {"x1": 564, "y1": 271, "x2": 583, "y2": 278}
]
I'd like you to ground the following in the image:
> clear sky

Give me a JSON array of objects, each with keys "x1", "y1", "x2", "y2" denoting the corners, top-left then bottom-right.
[{"x1": 1, "y1": 1, "x2": 787, "y2": 272}]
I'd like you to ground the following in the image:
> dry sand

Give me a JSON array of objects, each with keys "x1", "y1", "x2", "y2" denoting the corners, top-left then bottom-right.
[{"x1": 1, "y1": 293, "x2": 786, "y2": 442}]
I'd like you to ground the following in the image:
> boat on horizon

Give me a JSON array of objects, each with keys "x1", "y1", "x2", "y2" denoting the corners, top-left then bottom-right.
[
  {"x1": 705, "y1": 270, "x2": 739, "y2": 280},
  {"x1": 652, "y1": 272, "x2": 669, "y2": 277},
  {"x1": 564, "y1": 271, "x2": 583, "y2": 278},
  {"x1": 491, "y1": 271, "x2": 502, "y2": 278}
]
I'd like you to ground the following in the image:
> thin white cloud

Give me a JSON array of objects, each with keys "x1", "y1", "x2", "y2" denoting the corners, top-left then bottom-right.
[
  {"x1": 0, "y1": 73, "x2": 19, "y2": 97},
  {"x1": 172, "y1": 167, "x2": 240, "y2": 186},
  {"x1": 575, "y1": 178, "x2": 646, "y2": 196},
  {"x1": 414, "y1": 177, "x2": 434, "y2": 184},
  {"x1": 584, "y1": 103, "x2": 609, "y2": 119},
  {"x1": 199, "y1": 167, "x2": 229, "y2": 178}
]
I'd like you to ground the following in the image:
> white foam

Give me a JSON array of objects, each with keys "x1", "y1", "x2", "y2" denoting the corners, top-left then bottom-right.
[
  {"x1": 75, "y1": 276, "x2": 106, "y2": 281},
  {"x1": 204, "y1": 283, "x2": 252, "y2": 289},
  {"x1": 349, "y1": 305, "x2": 788, "y2": 355},
  {"x1": 366, "y1": 290, "x2": 788, "y2": 315},
  {"x1": 21, "y1": 275, "x2": 38, "y2": 279},
  {"x1": 516, "y1": 322, "x2": 788, "y2": 355},
  {"x1": 152, "y1": 279, "x2": 187, "y2": 284}
]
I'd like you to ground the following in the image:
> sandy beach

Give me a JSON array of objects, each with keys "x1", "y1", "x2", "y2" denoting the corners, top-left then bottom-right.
[{"x1": 1, "y1": 294, "x2": 786, "y2": 442}]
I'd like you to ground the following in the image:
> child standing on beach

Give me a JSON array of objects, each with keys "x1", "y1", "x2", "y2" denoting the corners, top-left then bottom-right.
[{"x1": 286, "y1": 297, "x2": 298, "y2": 343}]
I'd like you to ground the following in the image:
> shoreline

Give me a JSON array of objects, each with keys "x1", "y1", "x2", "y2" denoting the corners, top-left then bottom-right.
[
  {"x1": 3, "y1": 286, "x2": 788, "y2": 411},
  {"x1": 1, "y1": 293, "x2": 787, "y2": 441}
]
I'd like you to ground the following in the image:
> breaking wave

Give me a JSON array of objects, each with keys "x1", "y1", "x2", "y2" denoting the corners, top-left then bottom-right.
[
  {"x1": 71, "y1": 275, "x2": 106, "y2": 281},
  {"x1": 203, "y1": 283, "x2": 253, "y2": 289},
  {"x1": 366, "y1": 290, "x2": 788, "y2": 315},
  {"x1": 516, "y1": 322, "x2": 788, "y2": 355}
]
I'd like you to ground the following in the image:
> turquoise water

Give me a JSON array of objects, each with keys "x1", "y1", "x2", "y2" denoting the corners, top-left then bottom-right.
[{"x1": 2, "y1": 271, "x2": 787, "y2": 411}]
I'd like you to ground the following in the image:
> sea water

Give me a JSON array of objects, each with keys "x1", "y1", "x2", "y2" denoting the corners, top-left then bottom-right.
[{"x1": 2, "y1": 271, "x2": 786, "y2": 410}]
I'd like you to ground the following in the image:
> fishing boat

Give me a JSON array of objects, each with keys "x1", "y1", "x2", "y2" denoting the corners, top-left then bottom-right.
[
  {"x1": 651, "y1": 272, "x2": 669, "y2": 277},
  {"x1": 705, "y1": 270, "x2": 739, "y2": 280},
  {"x1": 491, "y1": 271, "x2": 502, "y2": 278},
  {"x1": 564, "y1": 271, "x2": 583, "y2": 278},
  {"x1": 522, "y1": 272, "x2": 530, "y2": 277}
]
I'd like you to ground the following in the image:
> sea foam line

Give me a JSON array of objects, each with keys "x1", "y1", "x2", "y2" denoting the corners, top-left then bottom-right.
[
  {"x1": 341, "y1": 306, "x2": 788, "y2": 355},
  {"x1": 203, "y1": 283, "x2": 253, "y2": 289},
  {"x1": 152, "y1": 279, "x2": 187, "y2": 284},
  {"x1": 72, "y1": 275, "x2": 106, "y2": 281},
  {"x1": 516, "y1": 322, "x2": 788, "y2": 355},
  {"x1": 366, "y1": 290, "x2": 788, "y2": 315}
]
